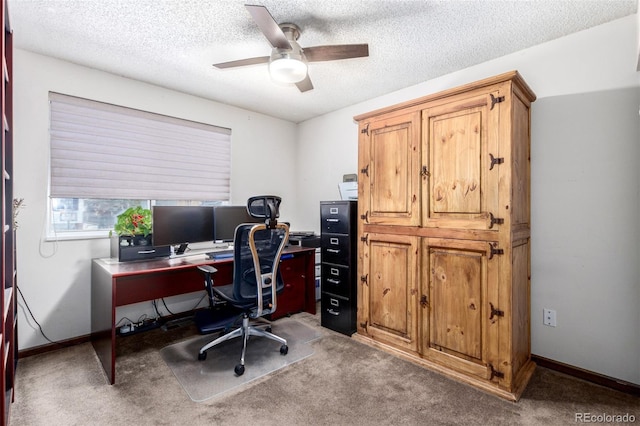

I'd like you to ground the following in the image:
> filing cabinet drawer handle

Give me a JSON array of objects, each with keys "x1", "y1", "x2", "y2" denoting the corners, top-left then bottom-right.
[
  {"x1": 327, "y1": 249, "x2": 340, "y2": 254},
  {"x1": 326, "y1": 218, "x2": 340, "y2": 223},
  {"x1": 327, "y1": 278, "x2": 341, "y2": 285},
  {"x1": 327, "y1": 309, "x2": 339, "y2": 316}
]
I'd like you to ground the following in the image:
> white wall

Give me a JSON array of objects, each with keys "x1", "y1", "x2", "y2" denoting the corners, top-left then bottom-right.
[
  {"x1": 14, "y1": 49, "x2": 298, "y2": 349},
  {"x1": 296, "y1": 15, "x2": 640, "y2": 384}
]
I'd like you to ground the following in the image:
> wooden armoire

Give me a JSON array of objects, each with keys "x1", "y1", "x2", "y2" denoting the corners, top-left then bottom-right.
[{"x1": 354, "y1": 71, "x2": 536, "y2": 401}]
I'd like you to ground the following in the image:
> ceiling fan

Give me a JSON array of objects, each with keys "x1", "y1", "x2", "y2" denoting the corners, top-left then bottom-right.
[{"x1": 213, "y1": 4, "x2": 369, "y2": 92}]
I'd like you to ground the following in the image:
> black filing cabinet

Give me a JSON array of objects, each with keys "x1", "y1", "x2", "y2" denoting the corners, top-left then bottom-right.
[{"x1": 320, "y1": 200, "x2": 357, "y2": 335}]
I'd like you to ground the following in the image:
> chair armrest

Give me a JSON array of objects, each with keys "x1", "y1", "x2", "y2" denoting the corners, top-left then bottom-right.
[{"x1": 197, "y1": 265, "x2": 218, "y2": 275}]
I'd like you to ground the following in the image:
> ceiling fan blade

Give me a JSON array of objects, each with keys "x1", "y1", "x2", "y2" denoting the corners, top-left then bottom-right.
[
  {"x1": 213, "y1": 56, "x2": 269, "y2": 69},
  {"x1": 296, "y1": 75, "x2": 314, "y2": 92},
  {"x1": 304, "y1": 44, "x2": 369, "y2": 62},
  {"x1": 245, "y1": 4, "x2": 292, "y2": 50}
]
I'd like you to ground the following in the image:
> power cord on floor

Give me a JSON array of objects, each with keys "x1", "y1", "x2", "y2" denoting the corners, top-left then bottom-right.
[{"x1": 17, "y1": 284, "x2": 75, "y2": 349}]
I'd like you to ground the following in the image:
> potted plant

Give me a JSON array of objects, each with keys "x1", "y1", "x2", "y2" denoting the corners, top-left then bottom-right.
[
  {"x1": 114, "y1": 206, "x2": 152, "y2": 238},
  {"x1": 112, "y1": 206, "x2": 153, "y2": 253},
  {"x1": 110, "y1": 206, "x2": 170, "y2": 261}
]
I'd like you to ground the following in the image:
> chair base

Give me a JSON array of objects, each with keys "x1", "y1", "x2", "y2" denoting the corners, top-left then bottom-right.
[{"x1": 197, "y1": 313, "x2": 288, "y2": 376}]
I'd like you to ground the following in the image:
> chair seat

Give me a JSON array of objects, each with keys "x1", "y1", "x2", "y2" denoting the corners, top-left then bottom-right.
[
  {"x1": 212, "y1": 284, "x2": 253, "y2": 309},
  {"x1": 193, "y1": 305, "x2": 240, "y2": 334}
]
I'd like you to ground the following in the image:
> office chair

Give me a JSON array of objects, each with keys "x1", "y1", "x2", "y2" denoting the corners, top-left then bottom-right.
[{"x1": 197, "y1": 195, "x2": 290, "y2": 376}]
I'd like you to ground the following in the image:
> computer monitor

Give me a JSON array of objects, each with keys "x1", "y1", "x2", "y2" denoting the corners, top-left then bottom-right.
[
  {"x1": 152, "y1": 206, "x2": 215, "y2": 250},
  {"x1": 213, "y1": 205, "x2": 263, "y2": 242}
]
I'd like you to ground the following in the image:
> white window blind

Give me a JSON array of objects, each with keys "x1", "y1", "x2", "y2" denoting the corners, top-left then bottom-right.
[{"x1": 49, "y1": 93, "x2": 231, "y2": 201}]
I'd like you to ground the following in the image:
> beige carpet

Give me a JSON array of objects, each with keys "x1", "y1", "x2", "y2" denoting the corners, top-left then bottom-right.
[
  {"x1": 9, "y1": 310, "x2": 640, "y2": 425},
  {"x1": 160, "y1": 318, "x2": 319, "y2": 402}
]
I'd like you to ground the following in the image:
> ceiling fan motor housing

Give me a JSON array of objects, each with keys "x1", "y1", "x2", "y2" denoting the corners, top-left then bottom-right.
[{"x1": 269, "y1": 24, "x2": 307, "y2": 83}]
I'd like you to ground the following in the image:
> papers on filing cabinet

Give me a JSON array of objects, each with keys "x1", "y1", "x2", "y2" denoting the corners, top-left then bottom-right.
[{"x1": 338, "y1": 181, "x2": 357, "y2": 200}]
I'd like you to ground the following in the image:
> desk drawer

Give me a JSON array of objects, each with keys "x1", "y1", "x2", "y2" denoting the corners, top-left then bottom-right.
[{"x1": 275, "y1": 255, "x2": 306, "y2": 318}]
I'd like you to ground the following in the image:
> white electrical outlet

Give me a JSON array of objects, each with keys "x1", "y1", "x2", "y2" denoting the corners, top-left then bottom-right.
[{"x1": 543, "y1": 308, "x2": 557, "y2": 327}]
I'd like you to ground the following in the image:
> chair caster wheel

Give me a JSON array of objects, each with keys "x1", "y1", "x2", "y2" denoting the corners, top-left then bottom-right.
[
  {"x1": 280, "y1": 344, "x2": 288, "y2": 355},
  {"x1": 234, "y1": 364, "x2": 245, "y2": 376},
  {"x1": 198, "y1": 352, "x2": 207, "y2": 361}
]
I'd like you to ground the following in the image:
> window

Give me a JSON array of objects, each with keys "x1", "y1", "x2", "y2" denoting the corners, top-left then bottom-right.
[{"x1": 48, "y1": 93, "x2": 231, "y2": 239}]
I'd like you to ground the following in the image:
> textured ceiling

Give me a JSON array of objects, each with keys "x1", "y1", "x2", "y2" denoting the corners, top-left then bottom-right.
[{"x1": 8, "y1": 0, "x2": 638, "y2": 123}]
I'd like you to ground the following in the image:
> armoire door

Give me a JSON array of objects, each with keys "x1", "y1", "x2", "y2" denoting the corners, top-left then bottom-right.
[
  {"x1": 421, "y1": 89, "x2": 504, "y2": 231},
  {"x1": 358, "y1": 111, "x2": 421, "y2": 227},
  {"x1": 420, "y1": 237, "x2": 501, "y2": 380},
  {"x1": 358, "y1": 232, "x2": 419, "y2": 352}
]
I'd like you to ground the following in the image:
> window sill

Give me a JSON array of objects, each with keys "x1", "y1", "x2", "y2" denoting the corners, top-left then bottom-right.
[{"x1": 45, "y1": 231, "x2": 112, "y2": 242}]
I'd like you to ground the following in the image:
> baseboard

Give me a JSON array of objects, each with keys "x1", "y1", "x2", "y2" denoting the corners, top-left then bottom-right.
[
  {"x1": 531, "y1": 354, "x2": 640, "y2": 397},
  {"x1": 18, "y1": 334, "x2": 91, "y2": 358}
]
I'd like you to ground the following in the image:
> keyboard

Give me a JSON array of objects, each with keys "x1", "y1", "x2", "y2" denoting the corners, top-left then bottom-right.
[{"x1": 206, "y1": 249, "x2": 234, "y2": 259}]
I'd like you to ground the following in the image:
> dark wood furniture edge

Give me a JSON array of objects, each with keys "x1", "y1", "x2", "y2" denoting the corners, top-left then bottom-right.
[{"x1": 531, "y1": 354, "x2": 640, "y2": 396}]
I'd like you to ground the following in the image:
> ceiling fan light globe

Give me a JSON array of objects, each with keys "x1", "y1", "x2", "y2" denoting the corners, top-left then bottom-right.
[{"x1": 269, "y1": 57, "x2": 308, "y2": 84}]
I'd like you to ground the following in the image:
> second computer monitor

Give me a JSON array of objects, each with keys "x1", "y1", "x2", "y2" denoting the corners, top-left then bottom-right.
[{"x1": 213, "y1": 205, "x2": 263, "y2": 242}]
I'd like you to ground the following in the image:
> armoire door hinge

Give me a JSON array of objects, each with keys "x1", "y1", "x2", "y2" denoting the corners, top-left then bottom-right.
[
  {"x1": 490, "y1": 94, "x2": 505, "y2": 110},
  {"x1": 360, "y1": 211, "x2": 369, "y2": 223},
  {"x1": 489, "y1": 302, "x2": 505, "y2": 320},
  {"x1": 488, "y1": 212, "x2": 504, "y2": 229},
  {"x1": 361, "y1": 124, "x2": 369, "y2": 135},
  {"x1": 360, "y1": 274, "x2": 369, "y2": 286},
  {"x1": 360, "y1": 164, "x2": 369, "y2": 177},
  {"x1": 420, "y1": 165, "x2": 430, "y2": 178},
  {"x1": 360, "y1": 234, "x2": 368, "y2": 244},
  {"x1": 489, "y1": 153, "x2": 504, "y2": 170},
  {"x1": 488, "y1": 243, "x2": 504, "y2": 259},
  {"x1": 489, "y1": 363, "x2": 505, "y2": 380}
]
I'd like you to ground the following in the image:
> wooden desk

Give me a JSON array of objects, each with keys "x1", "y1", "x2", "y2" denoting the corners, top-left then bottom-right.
[{"x1": 91, "y1": 246, "x2": 316, "y2": 384}]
